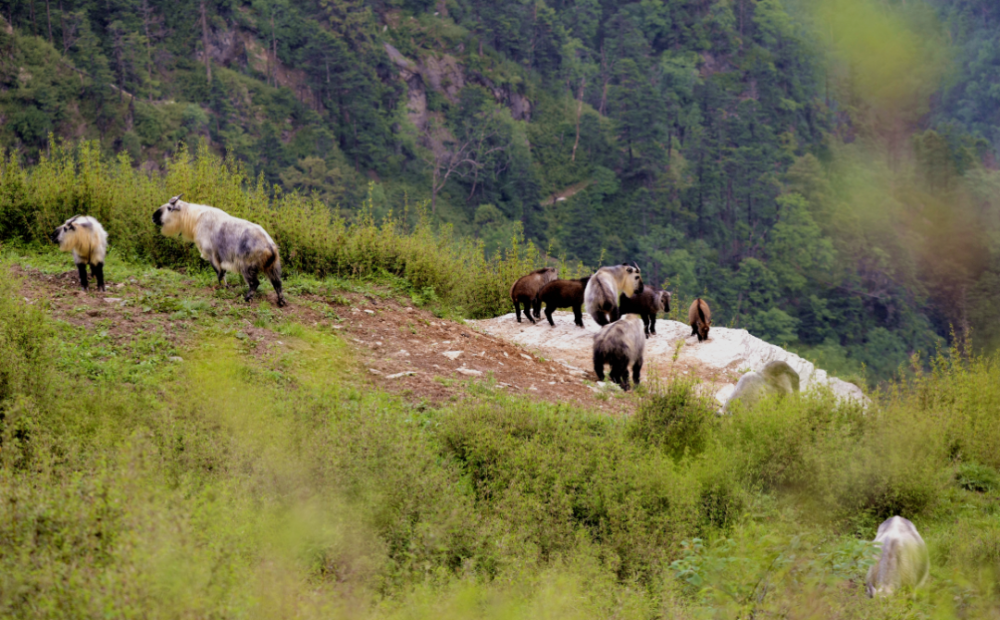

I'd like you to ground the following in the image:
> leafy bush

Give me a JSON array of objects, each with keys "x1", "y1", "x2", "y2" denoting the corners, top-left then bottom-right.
[{"x1": 0, "y1": 140, "x2": 552, "y2": 319}]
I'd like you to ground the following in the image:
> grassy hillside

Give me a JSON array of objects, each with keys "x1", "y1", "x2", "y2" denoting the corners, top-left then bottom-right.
[
  {"x1": 3, "y1": 0, "x2": 1000, "y2": 383},
  {"x1": 3, "y1": 236, "x2": 1000, "y2": 618}
]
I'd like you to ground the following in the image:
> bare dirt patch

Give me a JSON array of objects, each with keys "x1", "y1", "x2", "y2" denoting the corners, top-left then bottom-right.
[{"x1": 13, "y1": 263, "x2": 636, "y2": 414}]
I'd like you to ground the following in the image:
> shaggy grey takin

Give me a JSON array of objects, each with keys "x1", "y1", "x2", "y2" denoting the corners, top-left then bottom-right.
[
  {"x1": 592, "y1": 314, "x2": 645, "y2": 391},
  {"x1": 152, "y1": 194, "x2": 286, "y2": 307},
  {"x1": 866, "y1": 516, "x2": 930, "y2": 597},
  {"x1": 584, "y1": 264, "x2": 644, "y2": 325},
  {"x1": 50, "y1": 215, "x2": 109, "y2": 291}
]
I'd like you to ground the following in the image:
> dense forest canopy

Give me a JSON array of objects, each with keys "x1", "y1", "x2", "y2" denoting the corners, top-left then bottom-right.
[{"x1": 0, "y1": 0, "x2": 998, "y2": 381}]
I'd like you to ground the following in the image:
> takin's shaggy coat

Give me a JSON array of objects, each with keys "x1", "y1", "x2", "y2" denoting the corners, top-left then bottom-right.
[
  {"x1": 618, "y1": 288, "x2": 671, "y2": 337},
  {"x1": 688, "y1": 298, "x2": 712, "y2": 341},
  {"x1": 510, "y1": 267, "x2": 558, "y2": 323},
  {"x1": 584, "y1": 264, "x2": 644, "y2": 325},
  {"x1": 152, "y1": 194, "x2": 286, "y2": 307},
  {"x1": 723, "y1": 360, "x2": 800, "y2": 413},
  {"x1": 536, "y1": 276, "x2": 591, "y2": 327},
  {"x1": 592, "y1": 314, "x2": 645, "y2": 391},
  {"x1": 50, "y1": 215, "x2": 109, "y2": 291},
  {"x1": 866, "y1": 516, "x2": 930, "y2": 597}
]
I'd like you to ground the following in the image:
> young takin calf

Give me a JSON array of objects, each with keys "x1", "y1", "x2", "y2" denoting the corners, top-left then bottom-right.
[
  {"x1": 593, "y1": 314, "x2": 646, "y2": 391},
  {"x1": 618, "y1": 288, "x2": 671, "y2": 337},
  {"x1": 50, "y1": 215, "x2": 109, "y2": 291},
  {"x1": 688, "y1": 298, "x2": 712, "y2": 341},
  {"x1": 536, "y1": 276, "x2": 591, "y2": 327},
  {"x1": 510, "y1": 267, "x2": 558, "y2": 323},
  {"x1": 152, "y1": 194, "x2": 286, "y2": 307}
]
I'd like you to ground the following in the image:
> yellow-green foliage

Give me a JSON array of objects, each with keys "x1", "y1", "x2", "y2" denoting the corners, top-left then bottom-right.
[
  {"x1": 3, "y1": 252, "x2": 1000, "y2": 618},
  {"x1": 0, "y1": 140, "x2": 554, "y2": 318}
]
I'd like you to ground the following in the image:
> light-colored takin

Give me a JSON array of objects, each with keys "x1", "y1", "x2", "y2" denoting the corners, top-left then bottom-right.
[
  {"x1": 592, "y1": 314, "x2": 645, "y2": 391},
  {"x1": 50, "y1": 215, "x2": 109, "y2": 291},
  {"x1": 723, "y1": 360, "x2": 800, "y2": 413},
  {"x1": 152, "y1": 194, "x2": 286, "y2": 307},
  {"x1": 866, "y1": 516, "x2": 930, "y2": 597},
  {"x1": 584, "y1": 264, "x2": 644, "y2": 325}
]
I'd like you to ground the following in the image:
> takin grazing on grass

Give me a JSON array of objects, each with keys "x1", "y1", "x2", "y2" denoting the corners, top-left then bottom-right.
[
  {"x1": 536, "y1": 276, "x2": 591, "y2": 328},
  {"x1": 584, "y1": 264, "x2": 644, "y2": 326},
  {"x1": 509, "y1": 267, "x2": 558, "y2": 323},
  {"x1": 723, "y1": 360, "x2": 800, "y2": 413},
  {"x1": 618, "y1": 288, "x2": 671, "y2": 337},
  {"x1": 152, "y1": 194, "x2": 286, "y2": 307},
  {"x1": 688, "y1": 298, "x2": 712, "y2": 341},
  {"x1": 592, "y1": 314, "x2": 645, "y2": 391},
  {"x1": 866, "y1": 516, "x2": 930, "y2": 597},
  {"x1": 50, "y1": 215, "x2": 109, "y2": 292}
]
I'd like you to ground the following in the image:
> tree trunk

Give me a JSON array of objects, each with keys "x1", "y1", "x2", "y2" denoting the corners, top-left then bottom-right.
[
  {"x1": 59, "y1": 1, "x2": 67, "y2": 55},
  {"x1": 200, "y1": 1, "x2": 212, "y2": 84},
  {"x1": 140, "y1": 0, "x2": 154, "y2": 95},
  {"x1": 45, "y1": 0, "x2": 53, "y2": 44},
  {"x1": 271, "y1": 13, "x2": 278, "y2": 87},
  {"x1": 570, "y1": 77, "x2": 585, "y2": 162},
  {"x1": 29, "y1": 0, "x2": 37, "y2": 36}
]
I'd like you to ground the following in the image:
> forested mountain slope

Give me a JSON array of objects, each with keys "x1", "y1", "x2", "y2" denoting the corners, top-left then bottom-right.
[{"x1": 1, "y1": 0, "x2": 999, "y2": 381}]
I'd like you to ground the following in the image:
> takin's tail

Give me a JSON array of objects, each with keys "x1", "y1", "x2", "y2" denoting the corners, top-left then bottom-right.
[{"x1": 262, "y1": 246, "x2": 281, "y2": 276}]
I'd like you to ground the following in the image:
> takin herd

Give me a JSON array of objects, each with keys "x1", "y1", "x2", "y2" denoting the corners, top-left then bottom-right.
[
  {"x1": 510, "y1": 264, "x2": 709, "y2": 392},
  {"x1": 52, "y1": 195, "x2": 286, "y2": 306},
  {"x1": 53, "y1": 203, "x2": 929, "y2": 598}
]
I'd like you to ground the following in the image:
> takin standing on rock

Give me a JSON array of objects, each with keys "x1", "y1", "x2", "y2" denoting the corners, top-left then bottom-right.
[
  {"x1": 50, "y1": 215, "x2": 109, "y2": 292},
  {"x1": 584, "y1": 264, "x2": 644, "y2": 326},
  {"x1": 618, "y1": 288, "x2": 671, "y2": 337},
  {"x1": 536, "y1": 276, "x2": 591, "y2": 328},
  {"x1": 866, "y1": 516, "x2": 930, "y2": 597},
  {"x1": 593, "y1": 314, "x2": 646, "y2": 390},
  {"x1": 152, "y1": 194, "x2": 286, "y2": 307},
  {"x1": 510, "y1": 267, "x2": 558, "y2": 323},
  {"x1": 688, "y1": 298, "x2": 712, "y2": 341}
]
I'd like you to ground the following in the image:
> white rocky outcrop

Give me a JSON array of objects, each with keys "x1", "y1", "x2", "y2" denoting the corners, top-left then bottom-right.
[{"x1": 468, "y1": 311, "x2": 867, "y2": 406}]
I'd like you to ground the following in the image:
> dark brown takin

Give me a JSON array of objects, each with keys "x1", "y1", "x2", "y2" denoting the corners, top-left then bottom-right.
[
  {"x1": 618, "y1": 288, "x2": 671, "y2": 337},
  {"x1": 536, "y1": 276, "x2": 591, "y2": 328},
  {"x1": 509, "y1": 267, "x2": 558, "y2": 324}
]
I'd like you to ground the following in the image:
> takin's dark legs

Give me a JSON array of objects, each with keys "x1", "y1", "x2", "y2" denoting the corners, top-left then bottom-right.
[
  {"x1": 649, "y1": 314, "x2": 657, "y2": 335},
  {"x1": 76, "y1": 262, "x2": 105, "y2": 291},
  {"x1": 610, "y1": 359, "x2": 630, "y2": 390},
  {"x1": 572, "y1": 304, "x2": 583, "y2": 327},
  {"x1": 266, "y1": 268, "x2": 286, "y2": 307},
  {"x1": 532, "y1": 298, "x2": 543, "y2": 320},
  {"x1": 632, "y1": 357, "x2": 643, "y2": 387},
  {"x1": 76, "y1": 263, "x2": 88, "y2": 290},
  {"x1": 242, "y1": 266, "x2": 261, "y2": 303},
  {"x1": 514, "y1": 298, "x2": 535, "y2": 324},
  {"x1": 92, "y1": 262, "x2": 105, "y2": 291},
  {"x1": 242, "y1": 265, "x2": 287, "y2": 307}
]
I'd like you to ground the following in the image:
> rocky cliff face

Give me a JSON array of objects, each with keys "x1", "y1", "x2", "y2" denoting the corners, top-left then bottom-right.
[{"x1": 469, "y1": 311, "x2": 868, "y2": 407}]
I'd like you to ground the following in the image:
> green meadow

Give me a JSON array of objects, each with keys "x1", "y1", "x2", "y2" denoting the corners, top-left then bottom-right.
[{"x1": 2, "y1": 178, "x2": 1000, "y2": 617}]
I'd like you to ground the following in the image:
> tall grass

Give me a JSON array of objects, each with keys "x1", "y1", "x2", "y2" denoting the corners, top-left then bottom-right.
[
  {"x1": 3, "y1": 253, "x2": 1000, "y2": 617},
  {"x1": 0, "y1": 140, "x2": 557, "y2": 318}
]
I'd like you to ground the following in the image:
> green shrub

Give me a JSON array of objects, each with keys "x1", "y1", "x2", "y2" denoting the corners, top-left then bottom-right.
[
  {"x1": 628, "y1": 380, "x2": 715, "y2": 461},
  {"x1": 0, "y1": 140, "x2": 554, "y2": 319},
  {"x1": 0, "y1": 262, "x2": 52, "y2": 470}
]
